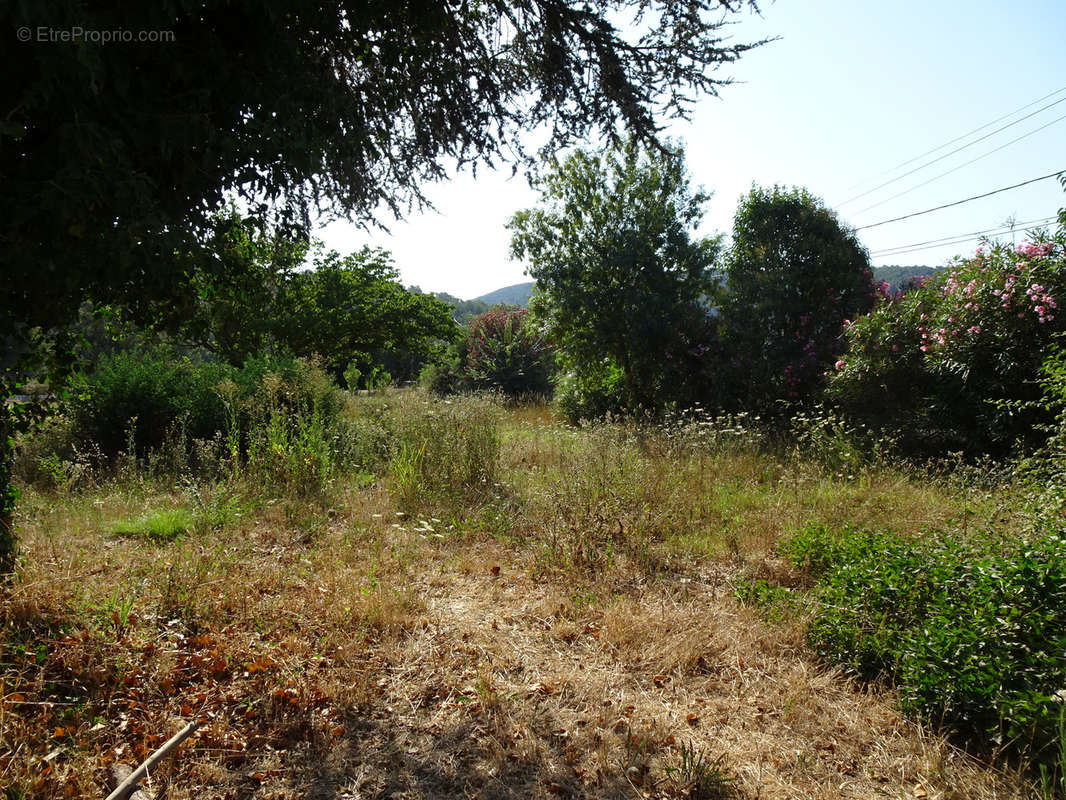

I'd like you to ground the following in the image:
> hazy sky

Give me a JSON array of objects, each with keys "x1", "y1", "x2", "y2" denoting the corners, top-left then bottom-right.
[{"x1": 319, "y1": 0, "x2": 1066, "y2": 300}]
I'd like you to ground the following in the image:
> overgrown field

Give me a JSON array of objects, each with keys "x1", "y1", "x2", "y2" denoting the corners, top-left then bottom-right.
[{"x1": 2, "y1": 389, "x2": 1062, "y2": 799}]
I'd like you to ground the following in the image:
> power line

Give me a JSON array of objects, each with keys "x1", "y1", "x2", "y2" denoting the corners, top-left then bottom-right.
[
  {"x1": 843, "y1": 85, "x2": 1066, "y2": 193},
  {"x1": 871, "y1": 222, "x2": 1055, "y2": 259},
  {"x1": 854, "y1": 170, "x2": 1065, "y2": 231},
  {"x1": 869, "y1": 216, "x2": 1058, "y2": 257},
  {"x1": 852, "y1": 112, "x2": 1066, "y2": 215},
  {"x1": 869, "y1": 216, "x2": 1061, "y2": 257},
  {"x1": 839, "y1": 96, "x2": 1066, "y2": 207}
]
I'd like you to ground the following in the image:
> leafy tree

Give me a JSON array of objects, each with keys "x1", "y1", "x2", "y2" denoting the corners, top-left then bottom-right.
[
  {"x1": 182, "y1": 213, "x2": 310, "y2": 366},
  {"x1": 3, "y1": 0, "x2": 764, "y2": 343},
  {"x1": 721, "y1": 185, "x2": 875, "y2": 411},
  {"x1": 509, "y1": 140, "x2": 720, "y2": 416},
  {"x1": 1, "y1": 0, "x2": 763, "y2": 569},
  {"x1": 183, "y1": 231, "x2": 456, "y2": 385},
  {"x1": 275, "y1": 248, "x2": 457, "y2": 386}
]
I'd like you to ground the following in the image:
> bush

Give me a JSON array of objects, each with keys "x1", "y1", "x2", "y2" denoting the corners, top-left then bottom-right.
[
  {"x1": 464, "y1": 309, "x2": 554, "y2": 399},
  {"x1": 423, "y1": 308, "x2": 555, "y2": 401},
  {"x1": 783, "y1": 522, "x2": 1066, "y2": 760},
  {"x1": 66, "y1": 346, "x2": 349, "y2": 467},
  {"x1": 552, "y1": 358, "x2": 628, "y2": 423},
  {"x1": 828, "y1": 225, "x2": 1066, "y2": 458},
  {"x1": 69, "y1": 345, "x2": 231, "y2": 461}
]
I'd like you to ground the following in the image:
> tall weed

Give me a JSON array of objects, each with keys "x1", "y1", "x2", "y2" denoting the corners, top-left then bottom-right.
[{"x1": 388, "y1": 393, "x2": 501, "y2": 514}]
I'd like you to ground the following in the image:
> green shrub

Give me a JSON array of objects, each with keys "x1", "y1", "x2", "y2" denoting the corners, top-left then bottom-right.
[
  {"x1": 65, "y1": 347, "x2": 356, "y2": 488},
  {"x1": 70, "y1": 345, "x2": 231, "y2": 461},
  {"x1": 553, "y1": 358, "x2": 627, "y2": 423},
  {"x1": 783, "y1": 522, "x2": 1066, "y2": 760},
  {"x1": 420, "y1": 346, "x2": 466, "y2": 396}
]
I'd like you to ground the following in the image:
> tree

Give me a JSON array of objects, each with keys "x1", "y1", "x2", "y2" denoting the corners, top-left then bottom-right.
[
  {"x1": 274, "y1": 248, "x2": 458, "y2": 386},
  {"x1": 1, "y1": 0, "x2": 764, "y2": 569},
  {"x1": 509, "y1": 140, "x2": 720, "y2": 416},
  {"x1": 3, "y1": 1, "x2": 764, "y2": 341},
  {"x1": 721, "y1": 185, "x2": 874, "y2": 411},
  {"x1": 179, "y1": 222, "x2": 456, "y2": 384}
]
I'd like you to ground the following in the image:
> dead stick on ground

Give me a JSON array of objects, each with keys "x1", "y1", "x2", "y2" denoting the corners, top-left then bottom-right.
[{"x1": 104, "y1": 720, "x2": 200, "y2": 800}]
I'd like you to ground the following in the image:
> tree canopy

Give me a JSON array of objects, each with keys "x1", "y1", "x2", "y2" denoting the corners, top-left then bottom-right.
[
  {"x1": 509, "y1": 140, "x2": 720, "y2": 415},
  {"x1": 2, "y1": 0, "x2": 764, "y2": 345},
  {"x1": 721, "y1": 185, "x2": 874, "y2": 409}
]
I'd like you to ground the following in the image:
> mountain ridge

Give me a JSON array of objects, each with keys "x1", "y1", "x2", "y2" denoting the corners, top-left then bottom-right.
[{"x1": 463, "y1": 266, "x2": 939, "y2": 309}]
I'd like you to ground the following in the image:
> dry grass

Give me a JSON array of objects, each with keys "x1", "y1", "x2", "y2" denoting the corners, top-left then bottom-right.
[{"x1": 0, "y1": 395, "x2": 1040, "y2": 799}]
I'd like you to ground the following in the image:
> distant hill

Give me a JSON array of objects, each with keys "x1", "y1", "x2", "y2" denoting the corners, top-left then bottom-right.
[
  {"x1": 466, "y1": 270, "x2": 938, "y2": 308},
  {"x1": 454, "y1": 267, "x2": 937, "y2": 318},
  {"x1": 471, "y1": 281, "x2": 535, "y2": 307},
  {"x1": 873, "y1": 265, "x2": 939, "y2": 292}
]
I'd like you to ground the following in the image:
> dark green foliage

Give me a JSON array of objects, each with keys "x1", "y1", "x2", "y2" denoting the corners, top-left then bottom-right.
[
  {"x1": 67, "y1": 347, "x2": 345, "y2": 466},
  {"x1": 552, "y1": 360, "x2": 629, "y2": 422},
  {"x1": 783, "y1": 522, "x2": 1066, "y2": 759},
  {"x1": 183, "y1": 212, "x2": 308, "y2": 365},
  {"x1": 69, "y1": 346, "x2": 231, "y2": 461},
  {"x1": 721, "y1": 185, "x2": 874, "y2": 411},
  {"x1": 733, "y1": 578, "x2": 800, "y2": 623},
  {"x1": 509, "y1": 140, "x2": 721, "y2": 418}
]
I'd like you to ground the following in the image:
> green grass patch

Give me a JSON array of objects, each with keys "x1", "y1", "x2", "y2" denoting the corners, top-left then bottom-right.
[{"x1": 111, "y1": 508, "x2": 194, "y2": 542}]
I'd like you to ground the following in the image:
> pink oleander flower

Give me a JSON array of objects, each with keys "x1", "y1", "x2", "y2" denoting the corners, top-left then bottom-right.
[{"x1": 834, "y1": 360, "x2": 846, "y2": 370}]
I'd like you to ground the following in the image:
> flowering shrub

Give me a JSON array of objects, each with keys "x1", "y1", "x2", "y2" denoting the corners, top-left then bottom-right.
[
  {"x1": 425, "y1": 308, "x2": 554, "y2": 399},
  {"x1": 827, "y1": 220, "x2": 1066, "y2": 457}
]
